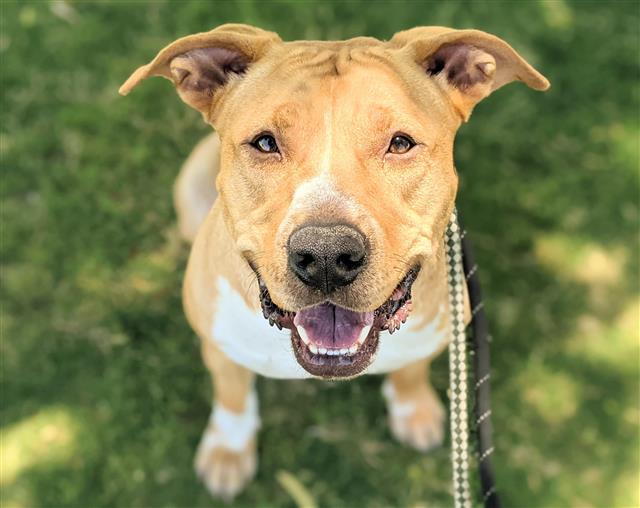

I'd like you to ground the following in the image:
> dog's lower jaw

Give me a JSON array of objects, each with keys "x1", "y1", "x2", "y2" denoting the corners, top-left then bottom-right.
[
  {"x1": 259, "y1": 266, "x2": 421, "y2": 378},
  {"x1": 289, "y1": 315, "x2": 382, "y2": 379}
]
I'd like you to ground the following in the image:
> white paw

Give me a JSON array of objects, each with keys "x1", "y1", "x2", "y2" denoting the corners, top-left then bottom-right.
[
  {"x1": 195, "y1": 391, "x2": 260, "y2": 500},
  {"x1": 383, "y1": 381, "x2": 445, "y2": 452},
  {"x1": 195, "y1": 428, "x2": 257, "y2": 501}
]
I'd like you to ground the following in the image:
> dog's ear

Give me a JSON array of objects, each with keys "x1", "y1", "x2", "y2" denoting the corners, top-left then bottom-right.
[
  {"x1": 388, "y1": 27, "x2": 550, "y2": 121},
  {"x1": 119, "y1": 24, "x2": 281, "y2": 119}
]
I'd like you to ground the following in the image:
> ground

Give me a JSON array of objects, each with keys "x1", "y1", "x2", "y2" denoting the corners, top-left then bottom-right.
[{"x1": 2, "y1": 1, "x2": 638, "y2": 507}]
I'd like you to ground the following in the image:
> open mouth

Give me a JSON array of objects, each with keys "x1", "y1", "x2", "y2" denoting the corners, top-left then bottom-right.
[{"x1": 258, "y1": 266, "x2": 420, "y2": 378}]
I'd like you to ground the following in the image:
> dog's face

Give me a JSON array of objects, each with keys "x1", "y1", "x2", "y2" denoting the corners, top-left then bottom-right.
[
  {"x1": 121, "y1": 25, "x2": 548, "y2": 377},
  {"x1": 218, "y1": 54, "x2": 459, "y2": 310}
]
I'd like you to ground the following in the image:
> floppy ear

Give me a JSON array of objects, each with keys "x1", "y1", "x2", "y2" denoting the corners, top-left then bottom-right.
[
  {"x1": 389, "y1": 27, "x2": 550, "y2": 121},
  {"x1": 119, "y1": 24, "x2": 281, "y2": 119}
]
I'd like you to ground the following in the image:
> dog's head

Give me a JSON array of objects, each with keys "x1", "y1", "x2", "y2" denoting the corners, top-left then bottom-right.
[{"x1": 121, "y1": 24, "x2": 548, "y2": 378}]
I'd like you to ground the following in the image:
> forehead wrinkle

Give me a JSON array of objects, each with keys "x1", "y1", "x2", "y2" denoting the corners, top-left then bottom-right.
[
  {"x1": 365, "y1": 105, "x2": 394, "y2": 134},
  {"x1": 268, "y1": 48, "x2": 339, "y2": 79},
  {"x1": 346, "y1": 67, "x2": 432, "y2": 134},
  {"x1": 271, "y1": 101, "x2": 302, "y2": 132},
  {"x1": 330, "y1": 74, "x2": 397, "y2": 139},
  {"x1": 291, "y1": 80, "x2": 309, "y2": 94}
]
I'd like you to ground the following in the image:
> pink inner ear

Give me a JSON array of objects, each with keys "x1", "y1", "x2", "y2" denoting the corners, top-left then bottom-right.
[
  {"x1": 170, "y1": 47, "x2": 249, "y2": 93},
  {"x1": 167, "y1": 46, "x2": 251, "y2": 114},
  {"x1": 426, "y1": 43, "x2": 494, "y2": 90}
]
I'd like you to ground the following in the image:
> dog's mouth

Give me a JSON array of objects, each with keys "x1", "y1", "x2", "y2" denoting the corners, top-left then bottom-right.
[{"x1": 258, "y1": 266, "x2": 420, "y2": 378}]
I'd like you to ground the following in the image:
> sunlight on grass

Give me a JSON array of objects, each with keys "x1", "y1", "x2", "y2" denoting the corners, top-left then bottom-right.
[
  {"x1": 538, "y1": 0, "x2": 574, "y2": 29},
  {"x1": 612, "y1": 463, "x2": 640, "y2": 508},
  {"x1": 74, "y1": 258, "x2": 116, "y2": 296},
  {"x1": 589, "y1": 122, "x2": 640, "y2": 177},
  {"x1": 1, "y1": 407, "x2": 79, "y2": 507},
  {"x1": 75, "y1": 226, "x2": 184, "y2": 297},
  {"x1": 122, "y1": 227, "x2": 184, "y2": 294},
  {"x1": 519, "y1": 360, "x2": 580, "y2": 426},
  {"x1": 0, "y1": 133, "x2": 10, "y2": 156},
  {"x1": 534, "y1": 233, "x2": 626, "y2": 287},
  {"x1": 535, "y1": 234, "x2": 639, "y2": 370},
  {"x1": 1, "y1": 407, "x2": 78, "y2": 485},
  {"x1": 18, "y1": 6, "x2": 38, "y2": 28},
  {"x1": 569, "y1": 298, "x2": 640, "y2": 371}
]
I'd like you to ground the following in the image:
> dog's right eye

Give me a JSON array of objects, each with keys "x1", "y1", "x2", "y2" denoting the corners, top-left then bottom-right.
[
  {"x1": 250, "y1": 134, "x2": 279, "y2": 154},
  {"x1": 387, "y1": 134, "x2": 416, "y2": 155}
]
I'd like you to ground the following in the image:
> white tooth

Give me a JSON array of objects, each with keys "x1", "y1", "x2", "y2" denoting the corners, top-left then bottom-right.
[
  {"x1": 318, "y1": 347, "x2": 327, "y2": 355},
  {"x1": 298, "y1": 326, "x2": 310, "y2": 344},
  {"x1": 309, "y1": 343, "x2": 318, "y2": 354},
  {"x1": 327, "y1": 349, "x2": 337, "y2": 356},
  {"x1": 348, "y1": 344, "x2": 358, "y2": 354},
  {"x1": 339, "y1": 348, "x2": 349, "y2": 355},
  {"x1": 357, "y1": 325, "x2": 372, "y2": 344}
]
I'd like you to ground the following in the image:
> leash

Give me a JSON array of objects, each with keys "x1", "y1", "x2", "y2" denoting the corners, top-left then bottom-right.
[{"x1": 445, "y1": 208, "x2": 501, "y2": 508}]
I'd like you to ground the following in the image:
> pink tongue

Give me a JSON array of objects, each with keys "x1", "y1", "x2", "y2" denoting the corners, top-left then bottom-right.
[{"x1": 293, "y1": 303, "x2": 374, "y2": 348}]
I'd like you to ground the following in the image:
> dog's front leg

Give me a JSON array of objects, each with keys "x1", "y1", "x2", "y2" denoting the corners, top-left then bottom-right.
[
  {"x1": 382, "y1": 357, "x2": 445, "y2": 452},
  {"x1": 195, "y1": 340, "x2": 259, "y2": 501}
]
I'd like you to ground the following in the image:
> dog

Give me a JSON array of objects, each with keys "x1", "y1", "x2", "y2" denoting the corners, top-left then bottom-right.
[{"x1": 120, "y1": 24, "x2": 548, "y2": 499}]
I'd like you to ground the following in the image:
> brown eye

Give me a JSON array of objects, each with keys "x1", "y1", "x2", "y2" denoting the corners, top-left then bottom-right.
[
  {"x1": 388, "y1": 134, "x2": 416, "y2": 154},
  {"x1": 251, "y1": 133, "x2": 279, "y2": 153}
]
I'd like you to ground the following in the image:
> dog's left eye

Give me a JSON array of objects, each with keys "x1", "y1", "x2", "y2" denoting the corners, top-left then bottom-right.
[
  {"x1": 251, "y1": 134, "x2": 279, "y2": 154},
  {"x1": 387, "y1": 134, "x2": 416, "y2": 155}
]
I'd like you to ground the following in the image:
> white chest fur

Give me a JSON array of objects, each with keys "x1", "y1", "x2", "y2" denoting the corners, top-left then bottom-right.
[{"x1": 211, "y1": 277, "x2": 448, "y2": 379}]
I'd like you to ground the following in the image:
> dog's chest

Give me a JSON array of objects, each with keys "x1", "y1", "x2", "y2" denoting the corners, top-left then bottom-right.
[{"x1": 211, "y1": 278, "x2": 448, "y2": 379}]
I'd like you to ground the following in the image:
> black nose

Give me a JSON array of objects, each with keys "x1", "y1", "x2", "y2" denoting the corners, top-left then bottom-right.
[{"x1": 288, "y1": 224, "x2": 367, "y2": 293}]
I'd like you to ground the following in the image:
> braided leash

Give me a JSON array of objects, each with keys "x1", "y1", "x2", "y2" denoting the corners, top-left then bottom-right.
[
  {"x1": 445, "y1": 208, "x2": 500, "y2": 508},
  {"x1": 445, "y1": 209, "x2": 472, "y2": 508}
]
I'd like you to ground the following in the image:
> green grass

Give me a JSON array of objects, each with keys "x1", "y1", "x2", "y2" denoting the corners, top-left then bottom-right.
[{"x1": 2, "y1": 1, "x2": 638, "y2": 507}]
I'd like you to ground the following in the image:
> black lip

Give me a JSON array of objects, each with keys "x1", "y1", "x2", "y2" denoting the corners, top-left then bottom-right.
[
  {"x1": 257, "y1": 265, "x2": 421, "y2": 378},
  {"x1": 375, "y1": 265, "x2": 420, "y2": 325}
]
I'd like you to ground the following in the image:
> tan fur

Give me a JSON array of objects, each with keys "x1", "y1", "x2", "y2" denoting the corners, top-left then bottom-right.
[
  {"x1": 173, "y1": 132, "x2": 219, "y2": 242},
  {"x1": 121, "y1": 23, "x2": 548, "y2": 499}
]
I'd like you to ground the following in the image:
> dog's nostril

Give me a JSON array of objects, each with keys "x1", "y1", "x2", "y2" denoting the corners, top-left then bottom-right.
[
  {"x1": 294, "y1": 252, "x2": 315, "y2": 270},
  {"x1": 336, "y1": 252, "x2": 365, "y2": 272}
]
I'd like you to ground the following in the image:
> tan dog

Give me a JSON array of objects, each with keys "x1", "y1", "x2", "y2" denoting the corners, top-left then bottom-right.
[{"x1": 120, "y1": 24, "x2": 548, "y2": 499}]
